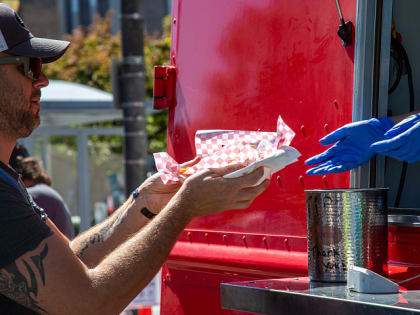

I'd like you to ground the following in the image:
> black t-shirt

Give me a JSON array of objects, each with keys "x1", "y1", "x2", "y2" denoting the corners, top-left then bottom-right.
[{"x1": 0, "y1": 161, "x2": 52, "y2": 314}]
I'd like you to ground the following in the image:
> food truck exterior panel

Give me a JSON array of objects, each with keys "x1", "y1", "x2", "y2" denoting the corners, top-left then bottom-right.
[{"x1": 153, "y1": 0, "x2": 420, "y2": 313}]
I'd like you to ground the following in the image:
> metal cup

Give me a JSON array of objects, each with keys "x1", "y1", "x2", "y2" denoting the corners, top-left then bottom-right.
[{"x1": 305, "y1": 188, "x2": 388, "y2": 282}]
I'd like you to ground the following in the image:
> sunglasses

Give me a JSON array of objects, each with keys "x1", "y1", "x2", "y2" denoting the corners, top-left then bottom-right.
[{"x1": 0, "y1": 56, "x2": 42, "y2": 80}]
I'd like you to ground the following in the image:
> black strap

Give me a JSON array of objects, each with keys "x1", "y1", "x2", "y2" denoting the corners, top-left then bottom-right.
[{"x1": 140, "y1": 207, "x2": 156, "y2": 219}]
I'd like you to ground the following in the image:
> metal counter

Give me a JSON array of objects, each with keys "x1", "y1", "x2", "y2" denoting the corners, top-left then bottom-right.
[{"x1": 221, "y1": 277, "x2": 420, "y2": 315}]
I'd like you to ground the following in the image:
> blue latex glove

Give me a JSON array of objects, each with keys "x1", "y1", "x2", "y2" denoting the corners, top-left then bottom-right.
[
  {"x1": 370, "y1": 114, "x2": 420, "y2": 162},
  {"x1": 305, "y1": 117, "x2": 394, "y2": 175}
]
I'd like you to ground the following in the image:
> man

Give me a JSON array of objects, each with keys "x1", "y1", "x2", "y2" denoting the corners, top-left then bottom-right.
[
  {"x1": 0, "y1": 4, "x2": 269, "y2": 314},
  {"x1": 16, "y1": 156, "x2": 75, "y2": 240}
]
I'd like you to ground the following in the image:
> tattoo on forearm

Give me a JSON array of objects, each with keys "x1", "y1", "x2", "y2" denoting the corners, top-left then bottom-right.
[
  {"x1": 31, "y1": 244, "x2": 48, "y2": 286},
  {"x1": 0, "y1": 244, "x2": 49, "y2": 313},
  {"x1": 78, "y1": 210, "x2": 127, "y2": 256}
]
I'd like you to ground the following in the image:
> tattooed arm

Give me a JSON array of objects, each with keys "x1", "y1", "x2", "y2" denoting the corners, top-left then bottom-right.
[
  {"x1": 69, "y1": 192, "x2": 149, "y2": 267},
  {"x1": 0, "y1": 244, "x2": 49, "y2": 314},
  {"x1": 70, "y1": 157, "x2": 199, "y2": 267},
  {"x1": 0, "y1": 166, "x2": 268, "y2": 314}
]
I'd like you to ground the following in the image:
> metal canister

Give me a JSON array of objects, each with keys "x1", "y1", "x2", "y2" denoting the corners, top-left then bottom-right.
[{"x1": 305, "y1": 188, "x2": 388, "y2": 282}]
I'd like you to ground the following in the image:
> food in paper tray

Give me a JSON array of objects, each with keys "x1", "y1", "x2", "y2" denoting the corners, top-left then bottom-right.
[
  {"x1": 179, "y1": 167, "x2": 190, "y2": 175},
  {"x1": 153, "y1": 115, "x2": 301, "y2": 184}
]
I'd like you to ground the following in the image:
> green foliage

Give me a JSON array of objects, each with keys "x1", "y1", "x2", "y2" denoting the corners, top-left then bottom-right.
[
  {"x1": 43, "y1": 13, "x2": 171, "y2": 158},
  {"x1": 144, "y1": 15, "x2": 172, "y2": 98},
  {"x1": 44, "y1": 13, "x2": 120, "y2": 92}
]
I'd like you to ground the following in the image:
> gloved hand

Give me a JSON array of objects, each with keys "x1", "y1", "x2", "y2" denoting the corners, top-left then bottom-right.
[
  {"x1": 370, "y1": 114, "x2": 420, "y2": 162},
  {"x1": 305, "y1": 117, "x2": 394, "y2": 175}
]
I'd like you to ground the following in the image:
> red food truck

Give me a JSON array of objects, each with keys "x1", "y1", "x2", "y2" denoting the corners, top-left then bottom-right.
[{"x1": 153, "y1": 0, "x2": 420, "y2": 314}]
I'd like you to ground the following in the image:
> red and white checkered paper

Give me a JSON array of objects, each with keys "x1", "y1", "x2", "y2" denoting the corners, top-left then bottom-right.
[{"x1": 154, "y1": 115, "x2": 295, "y2": 184}]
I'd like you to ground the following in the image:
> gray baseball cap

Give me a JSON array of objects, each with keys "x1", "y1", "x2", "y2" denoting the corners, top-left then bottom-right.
[{"x1": 0, "y1": 3, "x2": 70, "y2": 63}]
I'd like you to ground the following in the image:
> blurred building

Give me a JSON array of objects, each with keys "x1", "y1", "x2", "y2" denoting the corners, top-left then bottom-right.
[{"x1": 16, "y1": 0, "x2": 171, "y2": 38}]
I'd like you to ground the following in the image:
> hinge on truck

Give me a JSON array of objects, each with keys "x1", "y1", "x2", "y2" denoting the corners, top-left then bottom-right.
[{"x1": 153, "y1": 66, "x2": 176, "y2": 109}]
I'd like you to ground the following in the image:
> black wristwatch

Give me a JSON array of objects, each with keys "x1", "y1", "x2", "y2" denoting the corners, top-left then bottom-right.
[
  {"x1": 133, "y1": 188, "x2": 156, "y2": 219},
  {"x1": 140, "y1": 207, "x2": 156, "y2": 219}
]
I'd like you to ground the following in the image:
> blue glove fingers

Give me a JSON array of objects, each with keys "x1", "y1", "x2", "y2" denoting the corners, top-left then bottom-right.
[
  {"x1": 384, "y1": 114, "x2": 420, "y2": 138},
  {"x1": 323, "y1": 158, "x2": 362, "y2": 173},
  {"x1": 372, "y1": 141, "x2": 412, "y2": 161},
  {"x1": 314, "y1": 163, "x2": 352, "y2": 175},
  {"x1": 325, "y1": 165, "x2": 356, "y2": 173},
  {"x1": 306, "y1": 161, "x2": 334, "y2": 175},
  {"x1": 322, "y1": 164, "x2": 346, "y2": 173},
  {"x1": 307, "y1": 160, "x2": 353, "y2": 175},
  {"x1": 319, "y1": 127, "x2": 349, "y2": 146},
  {"x1": 305, "y1": 145, "x2": 338, "y2": 166},
  {"x1": 370, "y1": 136, "x2": 406, "y2": 153},
  {"x1": 308, "y1": 167, "x2": 334, "y2": 175}
]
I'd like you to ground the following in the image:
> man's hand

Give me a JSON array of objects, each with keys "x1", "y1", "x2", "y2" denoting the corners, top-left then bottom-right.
[
  {"x1": 137, "y1": 156, "x2": 200, "y2": 214},
  {"x1": 370, "y1": 114, "x2": 420, "y2": 162},
  {"x1": 173, "y1": 164, "x2": 270, "y2": 218},
  {"x1": 305, "y1": 117, "x2": 394, "y2": 175}
]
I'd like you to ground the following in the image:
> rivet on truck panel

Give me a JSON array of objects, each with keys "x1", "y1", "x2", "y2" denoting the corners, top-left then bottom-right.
[
  {"x1": 300, "y1": 125, "x2": 306, "y2": 137},
  {"x1": 204, "y1": 232, "x2": 209, "y2": 244},
  {"x1": 284, "y1": 238, "x2": 290, "y2": 251},
  {"x1": 333, "y1": 100, "x2": 339, "y2": 110},
  {"x1": 242, "y1": 235, "x2": 248, "y2": 248},
  {"x1": 322, "y1": 175, "x2": 328, "y2": 188},
  {"x1": 324, "y1": 123, "x2": 330, "y2": 133},
  {"x1": 187, "y1": 232, "x2": 192, "y2": 242},
  {"x1": 299, "y1": 176, "x2": 305, "y2": 187},
  {"x1": 223, "y1": 234, "x2": 228, "y2": 246},
  {"x1": 263, "y1": 237, "x2": 268, "y2": 249},
  {"x1": 276, "y1": 175, "x2": 282, "y2": 188}
]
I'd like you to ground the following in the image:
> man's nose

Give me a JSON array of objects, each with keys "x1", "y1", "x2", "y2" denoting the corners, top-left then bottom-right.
[{"x1": 33, "y1": 72, "x2": 49, "y2": 88}]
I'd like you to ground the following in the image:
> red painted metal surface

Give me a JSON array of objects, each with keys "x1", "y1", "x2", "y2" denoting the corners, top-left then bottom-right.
[
  {"x1": 161, "y1": 0, "x2": 357, "y2": 314},
  {"x1": 153, "y1": 66, "x2": 177, "y2": 109}
]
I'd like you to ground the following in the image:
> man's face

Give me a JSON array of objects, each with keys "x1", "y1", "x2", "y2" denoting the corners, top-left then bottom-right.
[{"x1": 0, "y1": 52, "x2": 48, "y2": 139}]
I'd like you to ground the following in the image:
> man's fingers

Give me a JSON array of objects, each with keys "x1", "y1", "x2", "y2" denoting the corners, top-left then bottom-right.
[
  {"x1": 209, "y1": 163, "x2": 246, "y2": 176},
  {"x1": 232, "y1": 180, "x2": 270, "y2": 210},
  {"x1": 231, "y1": 200, "x2": 253, "y2": 210},
  {"x1": 237, "y1": 179, "x2": 270, "y2": 200},
  {"x1": 180, "y1": 156, "x2": 201, "y2": 168},
  {"x1": 226, "y1": 166, "x2": 265, "y2": 187}
]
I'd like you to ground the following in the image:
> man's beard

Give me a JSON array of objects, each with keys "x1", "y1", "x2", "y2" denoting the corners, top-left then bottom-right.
[{"x1": 0, "y1": 83, "x2": 40, "y2": 139}]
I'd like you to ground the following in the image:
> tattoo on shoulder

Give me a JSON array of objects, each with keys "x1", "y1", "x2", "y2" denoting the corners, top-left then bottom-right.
[
  {"x1": 0, "y1": 244, "x2": 49, "y2": 313},
  {"x1": 78, "y1": 210, "x2": 127, "y2": 257}
]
